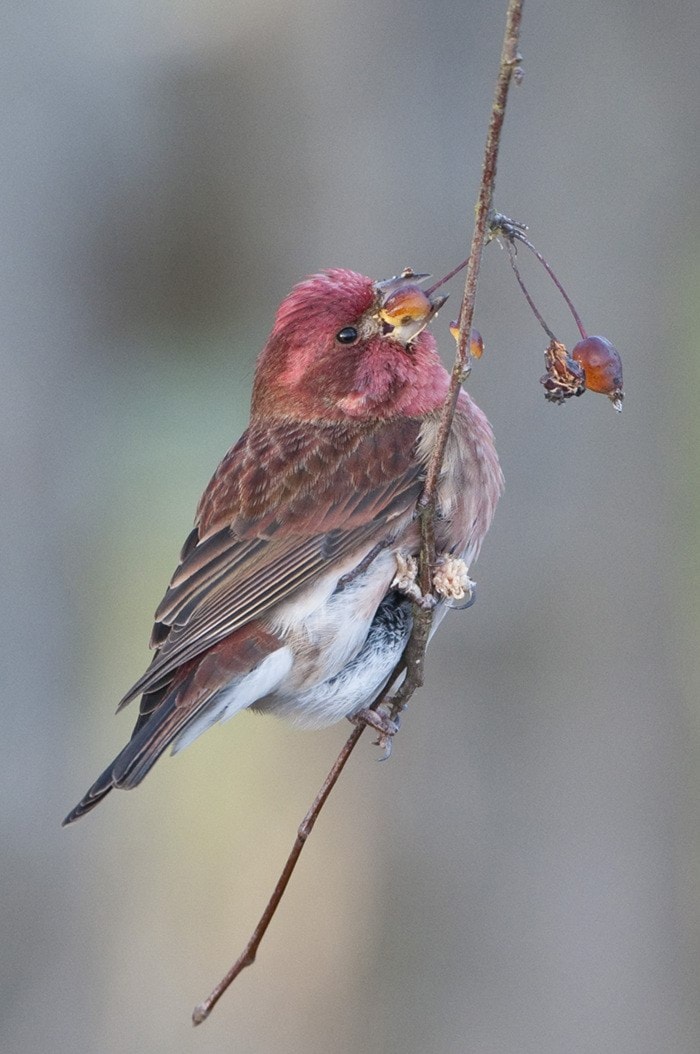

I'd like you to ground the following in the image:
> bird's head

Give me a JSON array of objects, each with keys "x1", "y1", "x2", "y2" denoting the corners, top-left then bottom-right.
[{"x1": 251, "y1": 268, "x2": 450, "y2": 421}]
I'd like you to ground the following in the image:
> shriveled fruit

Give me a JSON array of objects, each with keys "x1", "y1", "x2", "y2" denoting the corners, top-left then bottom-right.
[
  {"x1": 540, "y1": 338, "x2": 586, "y2": 404},
  {"x1": 449, "y1": 321, "x2": 484, "y2": 358},
  {"x1": 571, "y1": 335, "x2": 624, "y2": 410}
]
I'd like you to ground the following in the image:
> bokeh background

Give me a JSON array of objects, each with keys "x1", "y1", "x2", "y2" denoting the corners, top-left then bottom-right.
[{"x1": 3, "y1": 2, "x2": 699, "y2": 1052}]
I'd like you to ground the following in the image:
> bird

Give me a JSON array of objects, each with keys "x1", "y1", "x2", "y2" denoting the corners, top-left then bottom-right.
[{"x1": 63, "y1": 267, "x2": 503, "y2": 825}]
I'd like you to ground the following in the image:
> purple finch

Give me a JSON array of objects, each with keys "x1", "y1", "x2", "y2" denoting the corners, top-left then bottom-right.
[{"x1": 64, "y1": 268, "x2": 503, "y2": 825}]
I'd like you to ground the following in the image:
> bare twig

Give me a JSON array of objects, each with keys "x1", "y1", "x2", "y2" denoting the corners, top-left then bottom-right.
[
  {"x1": 421, "y1": 1, "x2": 523, "y2": 510},
  {"x1": 192, "y1": 665, "x2": 403, "y2": 1025},
  {"x1": 505, "y1": 240, "x2": 557, "y2": 341},
  {"x1": 192, "y1": 724, "x2": 364, "y2": 1024},
  {"x1": 492, "y1": 212, "x2": 588, "y2": 340},
  {"x1": 192, "y1": 0, "x2": 524, "y2": 1024},
  {"x1": 392, "y1": 0, "x2": 523, "y2": 716}
]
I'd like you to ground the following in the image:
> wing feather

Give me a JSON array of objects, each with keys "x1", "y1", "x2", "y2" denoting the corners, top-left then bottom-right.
[{"x1": 119, "y1": 417, "x2": 424, "y2": 707}]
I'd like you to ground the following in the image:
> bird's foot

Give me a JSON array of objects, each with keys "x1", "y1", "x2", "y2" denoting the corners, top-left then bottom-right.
[
  {"x1": 392, "y1": 551, "x2": 475, "y2": 610},
  {"x1": 391, "y1": 553, "x2": 436, "y2": 610},
  {"x1": 433, "y1": 555, "x2": 476, "y2": 608},
  {"x1": 351, "y1": 707, "x2": 400, "y2": 759}
]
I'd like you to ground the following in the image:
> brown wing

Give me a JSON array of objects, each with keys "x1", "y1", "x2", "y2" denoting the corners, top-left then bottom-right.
[{"x1": 118, "y1": 416, "x2": 425, "y2": 707}]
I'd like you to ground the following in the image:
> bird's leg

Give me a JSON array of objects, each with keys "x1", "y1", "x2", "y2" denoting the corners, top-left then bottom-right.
[
  {"x1": 391, "y1": 552, "x2": 436, "y2": 610},
  {"x1": 392, "y1": 551, "x2": 475, "y2": 609},
  {"x1": 363, "y1": 552, "x2": 474, "y2": 759},
  {"x1": 336, "y1": 539, "x2": 392, "y2": 592}
]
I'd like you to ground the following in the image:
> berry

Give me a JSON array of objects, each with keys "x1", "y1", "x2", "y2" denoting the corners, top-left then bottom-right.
[
  {"x1": 571, "y1": 336, "x2": 624, "y2": 410},
  {"x1": 449, "y1": 322, "x2": 484, "y2": 358},
  {"x1": 379, "y1": 284, "x2": 432, "y2": 327}
]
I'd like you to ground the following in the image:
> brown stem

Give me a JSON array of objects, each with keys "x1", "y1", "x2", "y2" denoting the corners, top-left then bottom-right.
[
  {"x1": 511, "y1": 229, "x2": 587, "y2": 339},
  {"x1": 513, "y1": 229, "x2": 588, "y2": 339},
  {"x1": 192, "y1": 664, "x2": 403, "y2": 1026},
  {"x1": 192, "y1": 0, "x2": 524, "y2": 1024},
  {"x1": 401, "y1": 0, "x2": 523, "y2": 719},
  {"x1": 506, "y1": 240, "x2": 557, "y2": 341},
  {"x1": 424, "y1": 255, "x2": 469, "y2": 297},
  {"x1": 421, "y1": 0, "x2": 522, "y2": 512},
  {"x1": 493, "y1": 215, "x2": 588, "y2": 340},
  {"x1": 192, "y1": 724, "x2": 364, "y2": 1025}
]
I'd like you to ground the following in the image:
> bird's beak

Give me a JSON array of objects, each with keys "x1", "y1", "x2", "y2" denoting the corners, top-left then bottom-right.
[{"x1": 375, "y1": 271, "x2": 448, "y2": 346}]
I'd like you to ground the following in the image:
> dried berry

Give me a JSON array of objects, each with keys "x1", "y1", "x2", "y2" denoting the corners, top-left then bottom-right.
[
  {"x1": 540, "y1": 339, "x2": 586, "y2": 405},
  {"x1": 449, "y1": 321, "x2": 484, "y2": 358},
  {"x1": 571, "y1": 335, "x2": 624, "y2": 411}
]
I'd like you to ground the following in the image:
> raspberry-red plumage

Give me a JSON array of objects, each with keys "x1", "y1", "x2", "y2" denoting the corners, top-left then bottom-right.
[{"x1": 63, "y1": 268, "x2": 503, "y2": 825}]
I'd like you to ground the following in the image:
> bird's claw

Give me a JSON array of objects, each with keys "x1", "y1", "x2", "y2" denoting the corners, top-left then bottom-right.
[
  {"x1": 393, "y1": 551, "x2": 475, "y2": 610},
  {"x1": 391, "y1": 553, "x2": 436, "y2": 610},
  {"x1": 352, "y1": 707, "x2": 400, "y2": 759},
  {"x1": 432, "y1": 555, "x2": 475, "y2": 607}
]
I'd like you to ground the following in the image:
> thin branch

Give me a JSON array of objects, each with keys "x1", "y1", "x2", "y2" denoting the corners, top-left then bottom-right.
[
  {"x1": 492, "y1": 213, "x2": 588, "y2": 340},
  {"x1": 192, "y1": 724, "x2": 364, "y2": 1025},
  {"x1": 193, "y1": 661, "x2": 405, "y2": 1025},
  {"x1": 510, "y1": 227, "x2": 587, "y2": 339},
  {"x1": 394, "y1": 2, "x2": 523, "y2": 725},
  {"x1": 422, "y1": 1, "x2": 523, "y2": 511},
  {"x1": 192, "y1": 0, "x2": 524, "y2": 1024},
  {"x1": 505, "y1": 240, "x2": 557, "y2": 341}
]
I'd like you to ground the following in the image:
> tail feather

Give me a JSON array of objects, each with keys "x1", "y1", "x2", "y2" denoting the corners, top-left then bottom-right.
[
  {"x1": 62, "y1": 692, "x2": 183, "y2": 826},
  {"x1": 62, "y1": 765, "x2": 116, "y2": 825},
  {"x1": 63, "y1": 627, "x2": 285, "y2": 826}
]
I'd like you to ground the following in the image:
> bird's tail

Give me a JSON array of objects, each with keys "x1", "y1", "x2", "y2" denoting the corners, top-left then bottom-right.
[
  {"x1": 62, "y1": 762, "x2": 118, "y2": 825},
  {"x1": 62, "y1": 629, "x2": 284, "y2": 825},
  {"x1": 62, "y1": 689, "x2": 187, "y2": 826}
]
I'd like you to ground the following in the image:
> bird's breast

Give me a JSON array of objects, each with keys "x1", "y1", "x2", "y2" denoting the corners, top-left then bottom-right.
[
  {"x1": 269, "y1": 547, "x2": 401, "y2": 690},
  {"x1": 417, "y1": 393, "x2": 503, "y2": 563}
]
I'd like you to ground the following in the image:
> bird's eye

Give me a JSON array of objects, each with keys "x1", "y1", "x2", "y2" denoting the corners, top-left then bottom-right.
[{"x1": 336, "y1": 326, "x2": 359, "y2": 345}]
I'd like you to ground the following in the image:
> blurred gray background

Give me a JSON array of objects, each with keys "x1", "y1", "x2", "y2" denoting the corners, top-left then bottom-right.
[{"x1": 3, "y1": 1, "x2": 699, "y2": 1052}]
